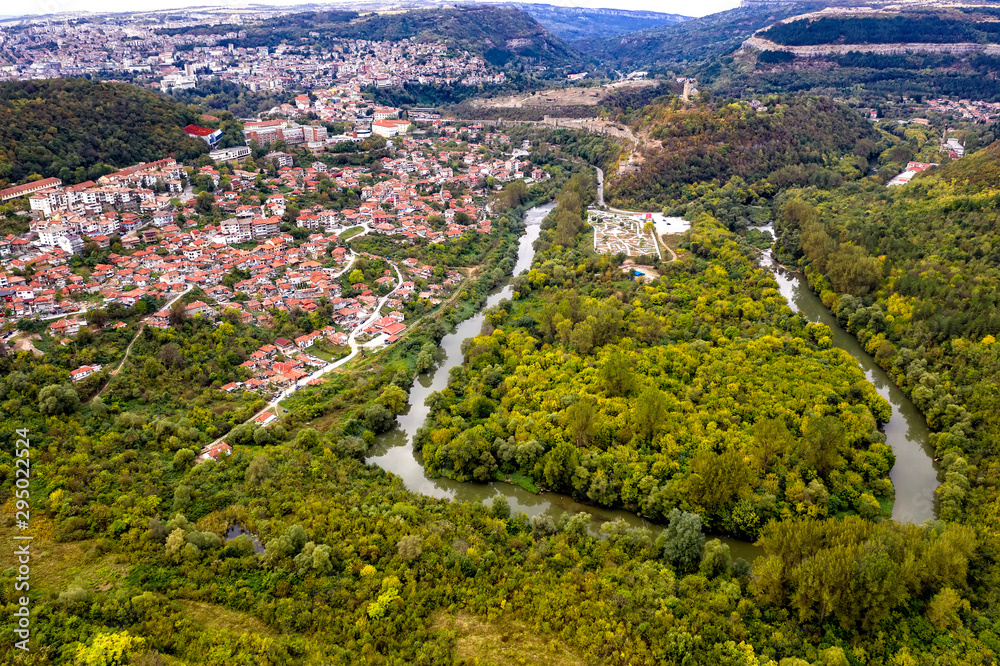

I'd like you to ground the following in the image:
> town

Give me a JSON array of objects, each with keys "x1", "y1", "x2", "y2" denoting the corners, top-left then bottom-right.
[
  {"x1": 0, "y1": 117, "x2": 547, "y2": 413},
  {"x1": 0, "y1": 14, "x2": 506, "y2": 97}
]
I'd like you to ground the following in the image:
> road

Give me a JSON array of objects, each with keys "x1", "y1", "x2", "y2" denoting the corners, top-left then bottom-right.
[
  {"x1": 212, "y1": 257, "x2": 404, "y2": 444},
  {"x1": 38, "y1": 307, "x2": 91, "y2": 321},
  {"x1": 90, "y1": 284, "x2": 194, "y2": 402},
  {"x1": 332, "y1": 223, "x2": 371, "y2": 278}
]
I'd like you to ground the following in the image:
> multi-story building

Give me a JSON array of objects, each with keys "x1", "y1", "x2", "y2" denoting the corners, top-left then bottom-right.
[
  {"x1": 373, "y1": 106, "x2": 400, "y2": 120},
  {"x1": 372, "y1": 119, "x2": 412, "y2": 138},
  {"x1": 265, "y1": 152, "x2": 294, "y2": 168},
  {"x1": 184, "y1": 124, "x2": 223, "y2": 148},
  {"x1": 209, "y1": 146, "x2": 251, "y2": 163},
  {"x1": 36, "y1": 224, "x2": 84, "y2": 254},
  {"x1": 0, "y1": 177, "x2": 63, "y2": 202},
  {"x1": 251, "y1": 216, "x2": 281, "y2": 239}
]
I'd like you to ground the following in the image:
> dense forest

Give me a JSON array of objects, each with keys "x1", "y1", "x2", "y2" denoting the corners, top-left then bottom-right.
[
  {"x1": 740, "y1": 47, "x2": 1000, "y2": 104},
  {"x1": 773, "y1": 144, "x2": 1000, "y2": 529},
  {"x1": 0, "y1": 78, "x2": 209, "y2": 188},
  {"x1": 505, "y1": 3, "x2": 689, "y2": 44},
  {"x1": 419, "y1": 174, "x2": 896, "y2": 538},
  {"x1": 583, "y1": 6, "x2": 1000, "y2": 107},
  {"x1": 576, "y1": 4, "x2": 805, "y2": 74},
  {"x1": 608, "y1": 95, "x2": 876, "y2": 210},
  {"x1": 166, "y1": 79, "x2": 291, "y2": 119},
  {"x1": 761, "y1": 14, "x2": 1000, "y2": 47},
  {"x1": 2, "y1": 173, "x2": 998, "y2": 664}
]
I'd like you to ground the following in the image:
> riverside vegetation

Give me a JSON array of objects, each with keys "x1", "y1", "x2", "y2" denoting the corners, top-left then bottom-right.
[
  {"x1": 418, "y1": 173, "x2": 897, "y2": 537},
  {"x1": 1, "y1": 170, "x2": 992, "y2": 665},
  {"x1": 4, "y1": 69, "x2": 1000, "y2": 666},
  {"x1": 773, "y1": 141, "x2": 1000, "y2": 582}
]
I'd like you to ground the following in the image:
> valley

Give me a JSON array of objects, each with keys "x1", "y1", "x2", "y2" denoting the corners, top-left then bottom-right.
[{"x1": 2, "y1": 1, "x2": 1000, "y2": 664}]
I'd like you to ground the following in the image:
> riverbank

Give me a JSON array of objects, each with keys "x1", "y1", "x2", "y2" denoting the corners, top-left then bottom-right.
[
  {"x1": 753, "y1": 225, "x2": 939, "y2": 523},
  {"x1": 365, "y1": 201, "x2": 765, "y2": 559}
]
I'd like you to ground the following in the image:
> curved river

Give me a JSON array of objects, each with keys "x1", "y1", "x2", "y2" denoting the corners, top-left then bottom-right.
[
  {"x1": 754, "y1": 226, "x2": 938, "y2": 523},
  {"x1": 366, "y1": 207, "x2": 937, "y2": 564}
]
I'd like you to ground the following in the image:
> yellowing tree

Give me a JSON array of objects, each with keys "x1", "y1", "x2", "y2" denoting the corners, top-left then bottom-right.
[{"x1": 75, "y1": 631, "x2": 146, "y2": 666}]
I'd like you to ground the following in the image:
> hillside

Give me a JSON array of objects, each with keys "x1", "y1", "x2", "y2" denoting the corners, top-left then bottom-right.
[
  {"x1": 727, "y1": 6, "x2": 1000, "y2": 102},
  {"x1": 760, "y1": 11, "x2": 1000, "y2": 46},
  {"x1": 505, "y1": 3, "x2": 689, "y2": 44},
  {"x1": 215, "y1": 7, "x2": 584, "y2": 72},
  {"x1": 773, "y1": 140, "x2": 1000, "y2": 527},
  {"x1": 576, "y1": 4, "x2": 808, "y2": 74},
  {"x1": 608, "y1": 94, "x2": 876, "y2": 210},
  {"x1": 0, "y1": 78, "x2": 208, "y2": 188}
]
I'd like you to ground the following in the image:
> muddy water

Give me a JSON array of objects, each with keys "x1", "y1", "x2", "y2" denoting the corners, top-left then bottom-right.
[
  {"x1": 753, "y1": 225, "x2": 938, "y2": 523},
  {"x1": 365, "y1": 211, "x2": 938, "y2": 569}
]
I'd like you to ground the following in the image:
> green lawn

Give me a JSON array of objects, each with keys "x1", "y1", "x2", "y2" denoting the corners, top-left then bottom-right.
[{"x1": 339, "y1": 225, "x2": 365, "y2": 240}]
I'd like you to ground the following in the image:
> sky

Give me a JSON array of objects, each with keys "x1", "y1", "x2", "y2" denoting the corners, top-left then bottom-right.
[{"x1": 4, "y1": 0, "x2": 742, "y2": 20}]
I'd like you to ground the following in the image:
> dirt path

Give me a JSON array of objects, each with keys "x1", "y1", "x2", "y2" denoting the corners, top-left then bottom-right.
[
  {"x1": 12, "y1": 333, "x2": 43, "y2": 357},
  {"x1": 90, "y1": 285, "x2": 194, "y2": 403},
  {"x1": 659, "y1": 236, "x2": 679, "y2": 262}
]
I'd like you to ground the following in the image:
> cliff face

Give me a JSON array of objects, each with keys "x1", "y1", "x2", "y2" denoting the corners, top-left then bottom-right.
[{"x1": 744, "y1": 34, "x2": 1000, "y2": 56}]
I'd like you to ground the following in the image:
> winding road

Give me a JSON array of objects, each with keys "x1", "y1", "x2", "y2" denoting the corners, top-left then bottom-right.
[{"x1": 211, "y1": 256, "x2": 404, "y2": 444}]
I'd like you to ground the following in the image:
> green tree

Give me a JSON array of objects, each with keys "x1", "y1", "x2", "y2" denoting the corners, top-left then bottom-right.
[
  {"x1": 196, "y1": 190, "x2": 215, "y2": 214},
  {"x1": 364, "y1": 403, "x2": 396, "y2": 434},
  {"x1": 599, "y1": 351, "x2": 636, "y2": 397},
  {"x1": 38, "y1": 383, "x2": 80, "y2": 416},
  {"x1": 246, "y1": 455, "x2": 272, "y2": 485},
  {"x1": 662, "y1": 508, "x2": 705, "y2": 574},
  {"x1": 565, "y1": 396, "x2": 596, "y2": 447},
  {"x1": 800, "y1": 414, "x2": 845, "y2": 475},
  {"x1": 634, "y1": 386, "x2": 668, "y2": 442},
  {"x1": 74, "y1": 631, "x2": 147, "y2": 666},
  {"x1": 376, "y1": 385, "x2": 408, "y2": 415}
]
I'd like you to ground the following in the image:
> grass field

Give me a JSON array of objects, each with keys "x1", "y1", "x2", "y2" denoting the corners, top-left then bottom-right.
[
  {"x1": 434, "y1": 611, "x2": 584, "y2": 665},
  {"x1": 174, "y1": 599, "x2": 277, "y2": 637},
  {"x1": 339, "y1": 225, "x2": 365, "y2": 241},
  {"x1": 0, "y1": 514, "x2": 131, "y2": 595}
]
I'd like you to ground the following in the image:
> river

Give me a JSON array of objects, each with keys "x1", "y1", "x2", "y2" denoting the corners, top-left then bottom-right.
[
  {"x1": 753, "y1": 225, "x2": 939, "y2": 523},
  {"x1": 367, "y1": 203, "x2": 760, "y2": 560},
  {"x1": 365, "y1": 207, "x2": 936, "y2": 566}
]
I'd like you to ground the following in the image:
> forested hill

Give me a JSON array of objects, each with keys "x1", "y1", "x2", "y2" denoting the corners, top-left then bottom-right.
[
  {"x1": 576, "y1": 4, "x2": 807, "y2": 73},
  {"x1": 761, "y1": 13, "x2": 1000, "y2": 46},
  {"x1": 718, "y1": 7, "x2": 1000, "y2": 103},
  {"x1": 0, "y1": 78, "x2": 209, "y2": 189},
  {"x1": 929, "y1": 136, "x2": 1000, "y2": 191},
  {"x1": 504, "y1": 3, "x2": 689, "y2": 43},
  {"x1": 773, "y1": 138, "x2": 1000, "y2": 530},
  {"x1": 202, "y1": 7, "x2": 585, "y2": 71},
  {"x1": 608, "y1": 95, "x2": 876, "y2": 210}
]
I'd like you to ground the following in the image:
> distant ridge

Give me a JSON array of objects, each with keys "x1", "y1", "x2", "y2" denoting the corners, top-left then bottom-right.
[
  {"x1": 499, "y1": 3, "x2": 690, "y2": 43},
  {"x1": 160, "y1": 6, "x2": 586, "y2": 71}
]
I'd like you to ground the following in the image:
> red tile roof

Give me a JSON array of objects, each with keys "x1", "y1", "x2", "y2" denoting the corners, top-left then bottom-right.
[{"x1": 184, "y1": 124, "x2": 218, "y2": 137}]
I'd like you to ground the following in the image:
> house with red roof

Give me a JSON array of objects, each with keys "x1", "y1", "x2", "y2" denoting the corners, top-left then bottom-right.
[
  {"x1": 70, "y1": 364, "x2": 102, "y2": 382},
  {"x1": 184, "y1": 124, "x2": 223, "y2": 148},
  {"x1": 197, "y1": 442, "x2": 232, "y2": 464}
]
